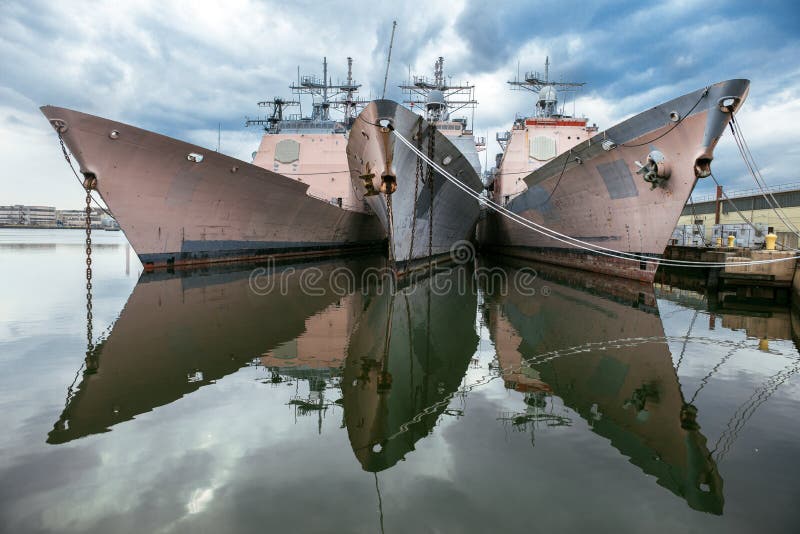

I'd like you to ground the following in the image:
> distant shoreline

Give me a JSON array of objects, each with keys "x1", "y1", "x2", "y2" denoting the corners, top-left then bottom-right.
[{"x1": 0, "y1": 225, "x2": 116, "y2": 230}]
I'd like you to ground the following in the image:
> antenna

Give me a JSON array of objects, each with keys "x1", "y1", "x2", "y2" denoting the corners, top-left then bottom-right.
[
  {"x1": 508, "y1": 57, "x2": 585, "y2": 118},
  {"x1": 289, "y1": 57, "x2": 366, "y2": 122},
  {"x1": 245, "y1": 97, "x2": 300, "y2": 133},
  {"x1": 382, "y1": 20, "x2": 397, "y2": 99},
  {"x1": 400, "y1": 56, "x2": 477, "y2": 123},
  {"x1": 544, "y1": 56, "x2": 549, "y2": 82},
  {"x1": 322, "y1": 56, "x2": 328, "y2": 111},
  {"x1": 484, "y1": 130, "x2": 489, "y2": 171},
  {"x1": 217, "y1": 122, "x2": 220, "y2": 152}
]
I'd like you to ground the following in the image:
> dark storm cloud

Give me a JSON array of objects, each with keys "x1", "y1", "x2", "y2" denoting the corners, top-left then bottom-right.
[
  {"x1": 1, "y1": 0, "x2": 799, "y2": 204},
  {"x1": 446, "y1": 0, "x2": 800, "y2": 195},
  {"x1": 453, "y1": 0, "x2": 799, "y2": 95}
]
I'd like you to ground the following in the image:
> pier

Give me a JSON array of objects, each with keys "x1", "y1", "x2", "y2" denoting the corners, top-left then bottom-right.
[{"x1": 661, "y1": 245, "x2": 797, "y2": 306}]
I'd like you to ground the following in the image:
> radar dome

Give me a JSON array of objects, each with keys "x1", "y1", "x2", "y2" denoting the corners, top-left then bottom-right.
[
  {"x1": 538, "y1": 86, "x2": 558, "y2": 103},
  {"x1": 426, "y1": 90, "x2": 446, "y2": 107}
]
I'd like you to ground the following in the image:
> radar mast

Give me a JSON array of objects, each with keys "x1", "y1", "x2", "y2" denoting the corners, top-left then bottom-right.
[
  {"x1": 400, "y1": 57, "x2": 477, "y2": 124},
  {"x1": 246, "y1": 58, "x2": 367, "y2": 133},
  {"x1": 290, "y1": 57, "x2": 367, "y2": 123},
  {"x1": 245, "y1": 97, "x2": 300, "y2": 133},
  {"x1": 508, "y1": 56, "x2": 586, "y2": 118}
]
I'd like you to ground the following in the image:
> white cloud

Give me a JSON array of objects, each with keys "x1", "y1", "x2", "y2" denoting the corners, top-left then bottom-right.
[{"x1": 1, "y1": 0, "x2": 799, "y2": 206}]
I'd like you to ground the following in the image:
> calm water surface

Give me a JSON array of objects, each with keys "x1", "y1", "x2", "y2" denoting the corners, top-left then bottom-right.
[{"x1": 1, "y1": 229, "x2": 799, "y2": 533}]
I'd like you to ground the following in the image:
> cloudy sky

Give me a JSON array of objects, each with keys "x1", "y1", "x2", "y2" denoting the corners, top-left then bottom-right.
[{"x1": 1, "y1": 0, "x2": 799, "y2": 208}]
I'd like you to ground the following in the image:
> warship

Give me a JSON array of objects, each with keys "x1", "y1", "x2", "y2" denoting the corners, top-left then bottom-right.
[
  {"x1": 41, "y1": 58, "x2": 384, "y2": 270},
  {"x1": 347, "y1": 57, "x2": 485, "y2": 272},
  {"x1": 479, "y1": 58, "x2": 750, "y2": 281}
]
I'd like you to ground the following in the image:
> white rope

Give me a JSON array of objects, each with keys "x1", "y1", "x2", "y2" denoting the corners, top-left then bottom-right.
[
  {"x1": 392, "y1": 130, "x2": 798, "y2": 268},
  {"x1": 709, "y1": 173, "x2": 800, "y2": 252},
  {"x1": 729, "y1": 118, "x2": 800, "y2": 236}
]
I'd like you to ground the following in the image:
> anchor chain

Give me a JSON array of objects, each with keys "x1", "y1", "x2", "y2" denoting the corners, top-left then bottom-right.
[
  {"x1": 54, "y1": 128, "x2": 102, "y2": 370},
  {"x1": 427, "y1": 125, "x2": 436, "y2": 264},
  {"x1": 386, "y1": 194, "x2": 395, "y2": 266},
  {"x1": 406, "y1": 122, "x2": 423, "y2": 263},
  {"x1": 84, "y1": 180, "x2": 94, "y2": 351}
]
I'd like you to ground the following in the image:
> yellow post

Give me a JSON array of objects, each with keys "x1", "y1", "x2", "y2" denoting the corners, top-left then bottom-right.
[
  {"x1": 759, "y1": 337, "x2": 769, "y2": 351},
  {"x1": 716, "y1": 236, "x2": 722, "y2": 247},
  {"x1": 766, "y1": 231, "x2": 777, "y2": 250},
  {"x1": 727, "y1": 234, "x2": 735, "y2": 248}
]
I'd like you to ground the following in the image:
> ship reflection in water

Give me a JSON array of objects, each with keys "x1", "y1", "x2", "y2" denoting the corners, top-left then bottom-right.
[
  {"x1": 45, "y1": 254, "x2": 800, "y2": 525},
  {"x1": 483, "y1": 259, "x2": 723, "y2": 514}
]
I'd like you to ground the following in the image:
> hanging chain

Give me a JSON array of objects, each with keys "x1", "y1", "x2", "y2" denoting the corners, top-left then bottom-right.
[
  {"x1": 386, "y1": 194, "x2": 396, "y2": 266},
  {"x1": 407, "y1": 122, "x2": 423, "y2": 263},
  {"x1": 85, "y1": 181, "x2": 94, "y2": 351},
  {"x1": 427, "y1": 125, "x2": 436, "y2": 264},
  {"x1": 57, "y1": 129, "x2": 95, "y2": 350}
]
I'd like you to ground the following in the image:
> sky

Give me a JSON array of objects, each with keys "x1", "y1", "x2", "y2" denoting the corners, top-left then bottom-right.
[{"x1": 1, "y1": 0, "x2": 799, "y2": 208}]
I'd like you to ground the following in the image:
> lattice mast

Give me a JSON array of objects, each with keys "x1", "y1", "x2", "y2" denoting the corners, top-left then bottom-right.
[
  {"x1": 290, "y1": 57, "x2": 367, "y2": 123},
  {"x1": 335, "y1": 57, "x2": 368, "y2": 125},
  {"x1": 400, "y1": 57, "x2": 477, "y2": 125},
  {"x1": 246, "y1": 58, "x2": 366, "y2": 132},
  {"x1": 508, "y1": 56, "x2": 586, "y2": 118},
  {"x1": 245, "y1": 97, "x2": 300, "y2": 133}
]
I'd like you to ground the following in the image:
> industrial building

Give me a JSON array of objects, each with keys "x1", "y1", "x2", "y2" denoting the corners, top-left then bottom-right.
[
  {"x1": 0, "y1": 205, "x2": 57, "y2": 226},
  {"x1": 677, "y1": 182, "x2": 800, "y2": 249},
  {"x1": 0, "y1": 205, "x2": 110, "y2": 228}
]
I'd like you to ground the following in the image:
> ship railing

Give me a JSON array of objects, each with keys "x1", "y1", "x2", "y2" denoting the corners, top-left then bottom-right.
[
  {"x1": 276, "y1": 119, "x2": 344, "y2": 133},
  {"x1": 305, "y1": 191, "x2": 366, "y2": 212},
  {"x1": 689, "y1": 181, "x2": 800, "y2": 204},
  {"x1": 434, "y1": 123, "x2": 463, "y2": 132}
]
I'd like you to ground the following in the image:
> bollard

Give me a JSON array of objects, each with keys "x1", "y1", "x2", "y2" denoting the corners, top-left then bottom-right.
[
  {"x1": 727, "y1": 234, "x2": 735, "y2": 248},
  {"x1": 766, "y1": 226, "x2": 777, "y2": 250},
  {"x1": 716, "y1": 236, "x2": 722, "y2": 247}
]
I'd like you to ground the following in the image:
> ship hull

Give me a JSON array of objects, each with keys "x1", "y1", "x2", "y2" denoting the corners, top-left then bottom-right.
[
  {"x1": 40, "y1": 106, "x2": 385, "y2": 269},
  {"x1": 347, "y1": 100, "x2": 483, "y2": 273},
  {"x1": 479, "y1": 79, "x2": 750, "y2": 282}
]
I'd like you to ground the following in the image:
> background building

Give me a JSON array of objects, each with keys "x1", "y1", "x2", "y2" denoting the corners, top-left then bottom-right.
[
  {"x1": 0, "y1": 205, "x2": 108, "y2": 228},
  {"x1": 678, "y1": 182, "x2": 800, "y2": 249},
  {"x1": 55, "y1": 209, "x2": 102, "y2": 228},
  {"x1": 0, "y1": 205, "x2": 56, "y2": 226},
  {"x1": 0, "y1": 205, "x2": 25, "y2": 225}
]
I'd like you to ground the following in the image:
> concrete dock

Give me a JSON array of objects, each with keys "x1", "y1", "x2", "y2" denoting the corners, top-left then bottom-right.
[{"x1": 661, "y1": 245, "x2": 799, "y2": 306}]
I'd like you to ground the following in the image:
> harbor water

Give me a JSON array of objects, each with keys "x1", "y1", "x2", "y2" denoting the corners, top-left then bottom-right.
[{"x1": 2, "y1": 229, "x2": 800, "y2": 532}]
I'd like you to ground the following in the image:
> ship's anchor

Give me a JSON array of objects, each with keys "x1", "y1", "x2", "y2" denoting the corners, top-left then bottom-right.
[
  {"x1": 635, "y1": 149, "x2": 671, "y2": 189},
  {"x1": 379, "y1": 120, "x2": 397, "y2": 195},
  {"x1": 360, "y1": 162, "x2": 379, "y2": 196}
]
